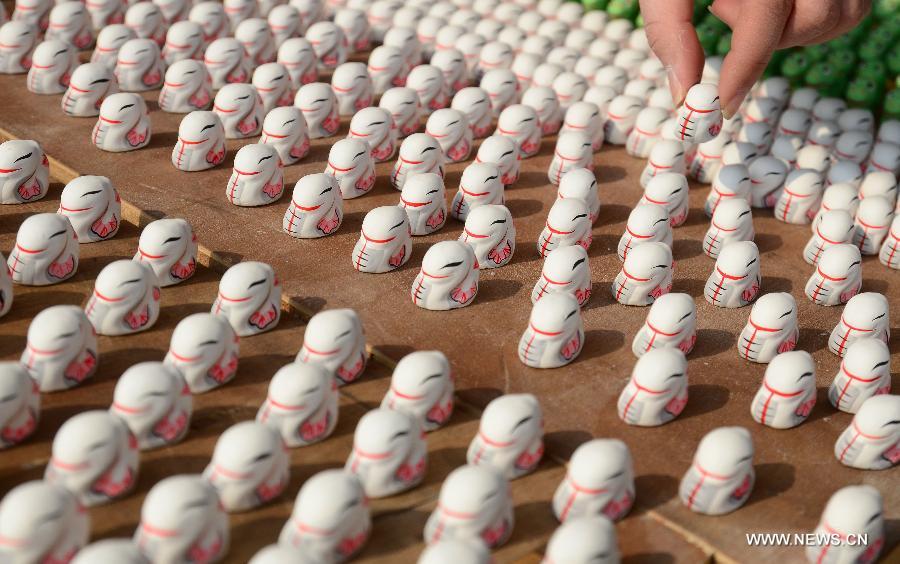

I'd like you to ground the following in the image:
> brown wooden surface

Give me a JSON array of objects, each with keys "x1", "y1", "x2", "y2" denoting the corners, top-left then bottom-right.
[{"x1": 0, "y1": 63, "x2": 898, "y2": 564}]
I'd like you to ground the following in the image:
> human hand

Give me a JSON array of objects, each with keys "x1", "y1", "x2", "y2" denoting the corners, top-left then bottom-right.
[{"x1": 639, "y1": 0, "x2": 871, "y2": 118}]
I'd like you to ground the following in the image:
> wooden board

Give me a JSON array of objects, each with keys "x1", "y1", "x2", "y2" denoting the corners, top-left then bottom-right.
[{"x1": 0, "y1": 64, "x2": 898, "y2": 563}]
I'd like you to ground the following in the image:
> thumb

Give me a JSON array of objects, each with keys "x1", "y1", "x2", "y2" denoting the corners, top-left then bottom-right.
[{"x1": 639, "y1": 0, "x2": 704, "y2": 105}]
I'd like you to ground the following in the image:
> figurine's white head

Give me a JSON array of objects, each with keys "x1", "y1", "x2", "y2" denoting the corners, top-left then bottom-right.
[
  {"x1": 0, "y1": 481, "x2": 89, "y2": 563},
  {"x1": 679, "y1": 426, "x2": 754, "y2": 515},
  {"x1": 7, "y1": 212, "x2": 79, "y2": 286},
  {"x1": 411, "y1": 240, "x2": 480, "y2": 311},
  {"x1": 279, "y1": 470, "x2": 370, "y2": 561},
  {"x1": 804, "y1": 243, "x2": 862, "y2": 306},
  {"x1": 45, "y1": 410, "x2": 139, "y2": 505},
  {"x1": 737, "y1": 292, "x2": 798, "y2": 363},
  {"x1": 518, "y1": 292, "x2": 584, "y2": 368},
  {"x1": 134, "y1": 217, "x2": 198, "y2": 286},
  {"x1": 552, "y1": 438, "x2": 634, "y2": 522},
  {"x1": 165, "y1": 312, "x2": 240, "y2": 393},
  {"x1": 750, "y1": 350, "x2": 816, "y2": 429},
  {"x1": 423, "y1": 464, "x2": 513, "y2": 548},
  {"x1": 135, "y1": 475, "x2": 229, "y2": 564},
  {"x1": 257, "y1": 362, "x2": 338, "y2": 447},
  {"x1": 618, "y1": 348, "x2": 688, "y2": 427},
  {"x1": 62, "y1": 62, "x2": 118, "y2": 118},
  {"x1": 0, "y1": 139, "x2": 49, "y2": 204},
  {"x1": 212, "y1": 261, "x2": 282, "y2": 336},
  {"x1": 203, "y1": 421, "x2": 290, "y2": 512},
  {"x1": 21, "y1": 305, "x2": 97, "y2": 392},
  {"x1": 611, "y1": 241, "x2": 673, "y2": 306},
  {"x1": 703, "y1": 198, "x2": 754, "y2": 259},
  {"x1": 111, "y1": 362, "x2": 192, "y2": 450},
  {"x1": 295, "y1": 308, "x2": 367, "y2": 385}
]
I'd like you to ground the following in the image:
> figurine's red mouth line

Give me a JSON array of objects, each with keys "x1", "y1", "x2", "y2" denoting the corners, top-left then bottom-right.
[
  {"x1": 0, "y1": 167, "x2": 22, "y2": 173},
  {"x1": 93, "y1": 289, "x2": 127, "y2": 302},
  {"x1": 112, "y1": 402, "x2": 150, "y2": 414},
  {"x1": 58, "y1": 204, "x2": 92, "y2": 212},
  {"x1": 26, "y1": 343, "x2": 66, "y2": 355},
  {"x1": 293, "y1": 519, "x2": 336, "y2": 536},
  {"x1": 620, "y1": 267, "x2": 651, "y2": 282},
  {"x1": 177, "y1": 137, "x2": 209, "y2": 145},
  {"x1": 361, "y1": 231, "x2": 396, "y2": 244},
  {"x1": 51, "y1": 458, "x2": 90, "y2": 471},
  {"x1": 137, "y1": 248, "x2": 166, "y2": 259},
  {"x1": 459, "y1": 186, "x2": 489, "y2": 197},
  {"x1": 528, "y1": 323, "x2": 563, "y2": 337},
  {"x1": 266, "y1": 397, "x2": 306, "y2": 411},
  {"x1": 140, "y1": 522, "x2": 180, "y2": 538},
  {"x1": 216, "y1": 292, "x2": 252, "y2": 303},
  {"x1": 420, "y1": 270, "x2": 449, "y2": 279},
  {"x1": 715, "y1": 267, "x2": 746, "y2": 280},
  {"x1": 400, "y1": 197, "x2": 429, "y2": 207},
  {"x1": 353, "y1": 447, "x2": 392, "y2": 459},
  {"x1": 98, "y1": 116, "x2": 123, "y2": 124},
  {"x1": 213, "y1": 105, "x2": 238, "y2": 113},
  {"x1": 389, "y1": 386, "x2": 426, "y2": 400},
  {"x1": 15, "y1": 244, "x2": 46, "y2": 254},
  {"x1": 167, "y1": 350, "x2": 202, "y2": 362},
  {"x1": 292, "y1": 201, "x2": 322, "y2": 211},
  {"x1": 815, "y1": 267, "x2": 848, "y2": 282},
  {"x1": 212, "y1": 464, "x2": 253, "y2": 479},
  {"x1": 477, "y1": 431, "x2": 516, "y2": 447},
  {"x1": 645, "y1": 321, "x2": 681, "y2": 337},
  {"x1": 301, "y1": 343, "x2": 340, "y2": 355},
  {"x1": 262, "y1": 130, "x2": 288, "y2": 139},
  {"x1": 30, "y1": 63, "x2": 54, "y2": 69},
  {"x1": 67, "y1": 84, "x2": 91, "y2": 93},
  {"x1": 438, "y1": 504, "x2": 477, "y2": 519}
]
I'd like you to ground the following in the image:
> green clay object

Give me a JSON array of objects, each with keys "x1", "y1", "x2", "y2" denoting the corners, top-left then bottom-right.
[
  {"x1": 805, "y1": 62, "x2": 841, "y2": 97},
  {"x1": 804, "y1": 44, "x2": 830, "y2": 62},
  {"x1": 606, "y1": 0, "x2": 639, "y2": 20},
  {"x1": 827, "y1": 50, "x2": 856, "y2": 75},
  {"x1": 885, "y1": 90, "x2": 900, "y2": 120},
  {"x1": 857, "y1": 60, "x2": 888, "y2": 85},
  {"x1": 696, "y1": 23, "x2": 719, "y2": 54},
  {"x1": 845, "y1": 77, "x2": 882, "y2": 110},
  {"x1": 582, "y1": 0, "x2": 609, "y2": 10},
  {"x1": 858, "y1": 38, "x2": 889, "y2": 61},
  {"x1": 782, "y1": 52, "x2": 811, "y2": 86},
  {"x1": 715, "y1": 32, "x2": 731, "y2": 56},
  {"x1": 887, "y1": 45, "x2": 900, "y2": 76}
]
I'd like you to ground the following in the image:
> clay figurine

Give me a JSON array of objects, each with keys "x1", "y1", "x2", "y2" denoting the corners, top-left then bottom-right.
[
  {"x1": 226, "y1": 143, "x2": 284, "y2": 206},
  {"x1": 21, "y1": 305, "x2": 97, "y2": 392},
  {"x1": 257, "y1": 362, "x2": 338, "y2": 447},
  {"x1": 212, "y1": 261, "x2": 281, "y2": 336},
  {"x1": 203, "y1": 421, "x2": 290, "y2": 511},
  {"x1": 45, "y1": 410, "x2": 140, "y2": 506},
  {"x1": 679, "y1": 427, "x2": 754, "y2": 515},
  {"x1": 7, "y1": 213, "x2": 79, "y2": 285},
  {"x1": 0, "y1": 362, "x2": 40, "y2": 448},
  {"x1": 750, "y1": 350, "x2": 816, "y2": 429},
  {"x1": 423, "y1": 464, "x2": 513, "y2": 548},
  {"x1": 134, "y1": 475, "x2": 229, "y2": 563},
  {"x1": 164, "y1": 312, "x2": 240, "y2": 393},
  {"x1": 295, "y1": 308, "x2": 367, "y2": 385},
  {"x1": 611, "y1": 241, "x2": 673, "y2": 306},
  {"x1": 736, "y1": 292, "x2": 798, "y2": 363},
  {"x1": 411, "y1": 240, "x2": 480, "y2": 310},
  {"x1": 381, "y1": 350, "x2": 454, "y2": 432},
  {"x1": 92, "y1": 92, "x2": 151, "y2": 152},
  {"x1": 0, "y1": 139, "x2": 49, "y2": 204},
  {"x1": 172, "y1": 111, "x2": 227, "y2": 171},
  {"x1": 111, "y1": 362, "x2": 193, "y2": 450}
]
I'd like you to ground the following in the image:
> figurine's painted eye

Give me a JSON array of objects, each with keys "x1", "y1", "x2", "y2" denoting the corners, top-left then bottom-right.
[{"x1": 14, "y1": 152, "x2": 33, "y2": 163}]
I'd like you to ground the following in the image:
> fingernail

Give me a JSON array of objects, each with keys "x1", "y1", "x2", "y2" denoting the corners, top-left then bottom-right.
[
  {"x1": 667, "y1": 70, "x2": 686, "y2": 106},
  {"x1": 722, "y1": 90, "x2": 749, "y2": 120}
]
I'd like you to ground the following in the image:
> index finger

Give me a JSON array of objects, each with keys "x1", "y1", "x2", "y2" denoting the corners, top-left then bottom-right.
[
  {"x1": 716, "y1": 0, "x2": 792, "y2": 118},
  {"x1": 639, "y1": 0, "x2": 704, "y2": 105}
]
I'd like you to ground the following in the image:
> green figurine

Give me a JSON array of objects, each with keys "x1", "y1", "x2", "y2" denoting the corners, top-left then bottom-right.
[
  {"x1": 716, "y1": 32, "x2": 731, "y2": 56},
  {"x1": 696, "y1": 23, "x2": 720, "y2": 54},
  {"x1": 826, "y1": 34, "x2": 856, "y2": 52},
  {"x1": 804, "y1": 43, "x2": 830, "y2": 62},
  {"x1": 701, "y1": 12, "x2": 728, "y2": 33},
  {"x1": 874, "y1": 0, "x2": 900, "y2": 20},
  {"x1": 805, "y1": 62, "x2": 841, "y2": 97},
  {"x1": 827, "y1": 50, "x2": 856, "y2": 75},
  {"x1": 582, "y1": 0, "x2": 609, "y2": 11},
  {"x1": 606, "y1": 0, "x2": 639, "y2": 20},
  {"x1": 782, "y1": 52, "x2": 811, "y2": 87},
  {"x1": 858, "y1": 37, "x2": 889, "y2": 61},
  {"x1": 888, "y1": 45, "x2": 900, "y2": 77},
  {"x1": 845, "y1": 77, "x2": 883, "y2": 110},
  {"x1": 883, "y1": 89, "x2": 900, "y2": 120},
  {"x1": 857, "y1": 60, "x2": 888, "y2": 85}
]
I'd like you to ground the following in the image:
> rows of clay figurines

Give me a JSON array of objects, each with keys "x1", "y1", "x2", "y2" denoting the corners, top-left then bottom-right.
[{"x1": 0, "y1": 0, "x2": 897, "y2": 560}]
